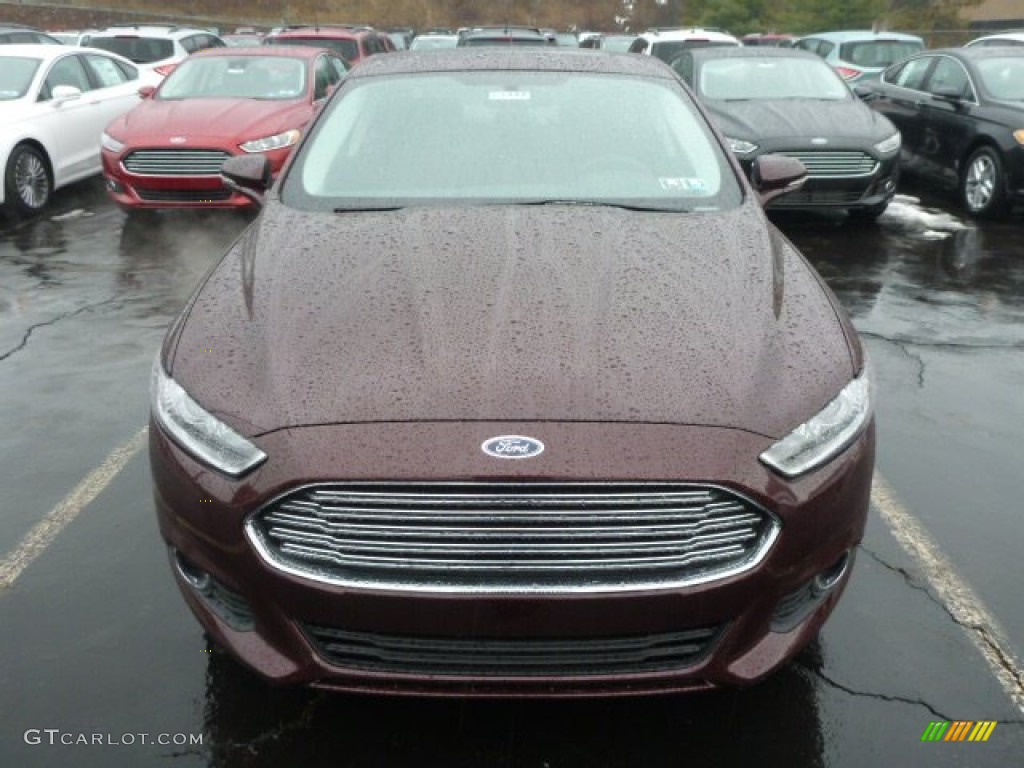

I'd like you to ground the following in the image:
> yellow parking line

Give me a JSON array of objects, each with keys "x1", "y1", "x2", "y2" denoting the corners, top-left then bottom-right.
[
  {"x1": 0, "y1": 427, "x2": 148, "y2": 590},
  {"x1": 872, "y1": 473, "x2": 1024, "y2": 713}
]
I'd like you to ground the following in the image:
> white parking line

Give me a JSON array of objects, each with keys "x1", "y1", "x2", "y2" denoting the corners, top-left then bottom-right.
[
  {"x1": 872, "y1": 473, "x2": 1024, "y2": 713},
  {"x1": 0, "y1": 427, "x2": 147, "y2": 590}
]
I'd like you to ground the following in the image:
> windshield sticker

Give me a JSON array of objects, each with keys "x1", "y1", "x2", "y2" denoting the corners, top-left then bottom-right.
[
  {"x1": 489, "y1": 91, "x2": 531, "y2": 101},
  {"x1": 660, "y1": 177, "x2": 708, "y2": 194}
]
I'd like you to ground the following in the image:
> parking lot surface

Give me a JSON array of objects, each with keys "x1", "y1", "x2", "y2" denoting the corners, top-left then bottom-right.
[{"x1": 1, "y1": 179, "x2": 1022, "y2": 766}]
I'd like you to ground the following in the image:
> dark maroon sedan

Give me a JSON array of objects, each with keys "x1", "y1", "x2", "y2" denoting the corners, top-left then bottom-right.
[{"x1": 150, "y1": 50, "x2": 875, "y2": 696}]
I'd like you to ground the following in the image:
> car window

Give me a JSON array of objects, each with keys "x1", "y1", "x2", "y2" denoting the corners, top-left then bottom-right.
[
  {"x1": 329, "y1": 56, "x2": 348, "y2": 82},
  {"x1": 925, "y1": 57, "x2": 972, "y2": 100},
  {"x1": 976, "y1": 56, "x2": 1024, "y2": 100},
  {"x1": 698, "y1": 57, "x2": 850, "y2": 100},
  {"x1": 0, "y1": 56, "x2": 42, "y2": 99},
  {"x1": 180, "y1": 35, "x2": 199, "y2": 53},
  {"x1": 41, "y1": 54, "x2": 92, "y2": 98},
  {"x1": 628, "y1": 38, "x2": 648, "y2": 54},
  {"x1": 287, "y1": 71, "x2": 740, "y2": 212},
  {"x1": 839, "y1": 40, "x2": 923, "y2": 68},
  {"x1": 886, "y1": 56, "x2": 933, "y2": 90},
  {"x1": 670, "y1": 52, "x2": 695, "y2": 86},
  {"x1": 84, "y1": 52, "x2": 134, "y2": 87},
  {"x1": 268, "y1": 37, "x2": 360, "y2": 64}
]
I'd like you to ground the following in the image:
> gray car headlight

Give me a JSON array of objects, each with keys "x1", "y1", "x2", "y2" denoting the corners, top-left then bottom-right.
[
  {"x1": 151, "y1": 358, "x2": 267, "y2": 477},
  {"x1": 759, "y1": 361, "x2": 873, "y2": 478}
]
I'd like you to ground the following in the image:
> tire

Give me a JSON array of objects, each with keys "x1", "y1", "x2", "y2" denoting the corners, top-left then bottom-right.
[
  {"x1": 3, "y1": 144, "x2": 52, "y2": 218},
  {"x1": 960, "y1": 146, "x2": 1008, "y2": 218}
]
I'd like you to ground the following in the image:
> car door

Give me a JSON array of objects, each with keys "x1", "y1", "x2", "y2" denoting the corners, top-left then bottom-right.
[
  {"x1": 865, "y1": 55, "x2": 936, "y2": 174},
  {"x1": 915, "y1": 56, "x2": 978, "y2": 186},
  {"x1": 37, "y1": 53, "x2": 108, "y2": 184},
  {"x1": 80, "y1": 52, "x2": 144, "y2": 144}
]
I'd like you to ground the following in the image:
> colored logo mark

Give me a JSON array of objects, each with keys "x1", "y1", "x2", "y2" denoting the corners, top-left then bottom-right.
[{"x1": 921, "y1": 721, "x2": 997, "y2": 742}]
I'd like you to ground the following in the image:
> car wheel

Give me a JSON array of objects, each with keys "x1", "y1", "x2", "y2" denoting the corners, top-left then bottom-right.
[
  {"x1": 847, "y1": 201, "x2": 889, "y2": 222},
  {"x1": 960, "y1": 146, "x2": 1008, "y2": 218},
  {"x1": 3, "y1": 144, "x2": 52, "y2": 217}
]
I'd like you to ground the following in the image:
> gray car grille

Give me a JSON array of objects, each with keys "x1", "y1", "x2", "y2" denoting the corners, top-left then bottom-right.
[
  {"x1": 302, "y1": 623, "x2": 723, "y2": 676},
  {"x1": 778, "y1": 151, "x2": 878, "y2": 178},
  {"x1": 123, "y1": 149, "x2": 232, "y2": 176},
  {"x1": 246, "y1": 483, "x2": 779, "y2": 592}
]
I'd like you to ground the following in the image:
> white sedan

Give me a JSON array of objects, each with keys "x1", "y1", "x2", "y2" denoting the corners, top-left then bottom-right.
[{"x1": 1, "y1": 44, "x2": 161, "y2": 217}]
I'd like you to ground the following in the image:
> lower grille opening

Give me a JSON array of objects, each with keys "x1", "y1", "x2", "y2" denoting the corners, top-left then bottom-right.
[
  {"x1": 302, "y1": 623, "x2": 723, "y2": 677},
  {"x1": 135, "y1": 187, "x2": 233, "y2": 203}
]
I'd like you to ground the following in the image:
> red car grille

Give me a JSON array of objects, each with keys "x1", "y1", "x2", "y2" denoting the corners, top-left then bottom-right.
[
  {"x1": 247, "y1": 483, "x2": 779, "y2": 592},
  {"x1": 123, "y1": 149, "x2": 232, "y2": 176},
  {"x1": 135, "y1": 187, "x2": 233, "y2": 203},
  {"x1": 301, "y1": 623, "x2": 723, "y2": 676}
]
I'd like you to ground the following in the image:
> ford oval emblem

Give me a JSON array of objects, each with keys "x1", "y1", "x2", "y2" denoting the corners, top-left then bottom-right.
[
  {"x1": 169, "y1": 136, "x2": 187, "y2": 144},
  {"x1": 481, "y1": 435, "x2": 545, "y2": 460},
  {"x1": 811, "y1": 137, "x2": 829, "y2": 146}
]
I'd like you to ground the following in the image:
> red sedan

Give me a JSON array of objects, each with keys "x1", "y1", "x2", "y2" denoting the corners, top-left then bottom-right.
[{"x1": 101, "y1": 46, "x2": 348, "y2": 210}]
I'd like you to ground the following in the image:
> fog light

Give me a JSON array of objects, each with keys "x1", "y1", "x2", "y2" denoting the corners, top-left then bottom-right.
[
  {"x1": 106, "y1": 178, "x2": 124, "y2": 193},
  {"x1": 175, "y1": 551, "x2": 211, "y2": 591},
  {"x1": 811, "y1": 551, "x2": 851, "y2": 596},
  {"x1": 173, "y1": 550, "x2": 254, "y2": 631}
]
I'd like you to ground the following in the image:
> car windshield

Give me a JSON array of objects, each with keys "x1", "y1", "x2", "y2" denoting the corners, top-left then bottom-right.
[
  {"x1": 283, "y1": 71, "x2": 740, "y2": 212},
  {"x1": 839, "y1": 40, "x2": 922, "y2": 68},
  {"x1": 699, "y1": 57, "x2": 850, "y2": 100},
  {"x1": 650, "y1": 40, "x2": 736, "y2": 63},
  {"x1": 976, "y1": 56, "x2": 1024, "y2": 100},
  {"x1": 0, "y1": 56, "x2": 41, "y2": 99},
  {"x1": 87, "y1": 35, "x2": 175, "y2": 63},
  {"x1": 460, "y1": 36, "x2": 549, "y2": 46},
  {"x1": 267, "y1": 36, "x2": 359, "y2": 63},
  {"x1": 602, "y1": 36, "x2": 637, "y2": 52},
  {"x1": 158, "y1": 55, "x2": 306, "y2": 99}
]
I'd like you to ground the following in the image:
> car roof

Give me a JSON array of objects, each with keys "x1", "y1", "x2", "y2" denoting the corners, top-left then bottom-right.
[
  {"x1": 0, "y1": 43, "x2": 83, "y2": 60},
  {"x1": 637, "y1": 27, "x2": 739, "y2": 44},
  {"x1": 799, "y1": 29, "x2": 924, "y2": 43},
  {"x1": 270, "y1": 25, "x2": 375, "y2": 39},
  {"x1": 965, "y1": 32, "x2": 1024, "y2": 46},
  {"x1": 90, "y1": 23, "x2": 217, "y2": 38},
  {"x1": 922, "y1": 45, "x2": 1024, "y2": 61},
  {"x1": 349, "y1": 49, "x2": 678, "y2": 79},
  {"x1": 686, "y1": 46, "x2": 821, "y2": 62},
  {"x1": 191, "y1": 44, "x2": 329, "y2": 60}
]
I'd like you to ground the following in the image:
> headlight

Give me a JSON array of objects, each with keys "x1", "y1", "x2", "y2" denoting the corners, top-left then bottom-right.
[
  {"x1": 101, "y1": 132, "x2": 125, "y2": 153},
  {"x1": 759, "y1": 361, "x2": 873, "y2": 478},
  {"x1": 151, "y1": 358, "x2": 267, "y2": 477},
  {"x1": 1013, "y1": 129, "x2": 1024, "y2": 146},
  {"x1": 874, "y1": 132, "x2": 901, "y2": 155},
  {"x1": 726, "y1": 137, "x2": 758, "y2": 155},
  {"x1": 239, "y1": 129, "x2": 301, "y2": 153}
]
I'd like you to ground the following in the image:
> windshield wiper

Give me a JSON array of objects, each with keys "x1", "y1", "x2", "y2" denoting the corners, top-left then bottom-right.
[
  {"x1": 333, "y1": 205, "x2": 405, "y2": 213},
  {"x1": 516, "y1": 199, "x2": 686, "y2": 213}
]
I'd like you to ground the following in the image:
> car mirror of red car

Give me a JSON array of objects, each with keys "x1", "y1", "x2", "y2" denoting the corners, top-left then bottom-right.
[
  {"x1": 221, "y1": 155, "x2": 272, "y2": 207},
  {"x1": 751, "y1": 154, "x2": 807, "y2": 206}
]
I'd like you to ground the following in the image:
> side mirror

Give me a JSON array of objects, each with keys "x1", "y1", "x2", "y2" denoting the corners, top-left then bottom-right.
[
  {"x1": 51, "y1": 85, "x2": 81, "y2": 104},
  {"x1": 138, "y1": 85, "x2": 156, "y2": 99},
  {"x1": 852, "y1": 83, "x2": 876, "y2": 101},
  {"x1": 221, "y1": 154, "x2": 272, "y2": 207},
  {"x1": 751, "y1": 154, "x2": 807, "y2": 206}
]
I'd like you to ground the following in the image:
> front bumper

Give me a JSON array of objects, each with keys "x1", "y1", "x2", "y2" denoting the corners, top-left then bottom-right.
[{"x1": 151, "y1": 419, "x2": 874, "y2": 697}]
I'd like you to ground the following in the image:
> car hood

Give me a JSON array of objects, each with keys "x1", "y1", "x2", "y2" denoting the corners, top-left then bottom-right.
[
  {"x1": 703, "y1": 98, "x2": 894, "y2": 147},
  {"x1": 170, "y1": 203, "x2": 856, "y2": 438},
  {"x1": 111, "y1": 97, "x2": 304, "y2": 143}
]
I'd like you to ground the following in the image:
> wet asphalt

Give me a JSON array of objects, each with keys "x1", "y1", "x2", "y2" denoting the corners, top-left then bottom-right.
[{"x1": 1, "y1": 178, "x2": 1022, "y2": 767}]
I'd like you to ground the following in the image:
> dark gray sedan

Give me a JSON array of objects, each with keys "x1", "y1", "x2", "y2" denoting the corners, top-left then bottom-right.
[{"x1": 671, "y1": 47, "x2": 901, "y2": 219}]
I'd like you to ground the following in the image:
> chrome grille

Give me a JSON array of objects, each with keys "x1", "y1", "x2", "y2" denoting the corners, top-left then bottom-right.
[
  {"x1": 247, "y1": 483, "x2": 779, "y2": 592},
  {"x1": 779, "y1": 151, "x2": 878, "y2": 178},
  {"x1": 123, "y1": 149, "x2": 232, "y2": 176},
  {"x1": 302, "y1": 623, "x2": 723, "y2": 676}
]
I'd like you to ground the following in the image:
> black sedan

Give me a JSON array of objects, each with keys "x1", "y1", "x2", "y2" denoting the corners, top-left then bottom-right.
[
  {"x1": 856, "y1": 46, "x2": 1024, "y2": 218},
  {"x1": 671, "y1": 47, "x2": 901, "y2": 219}
]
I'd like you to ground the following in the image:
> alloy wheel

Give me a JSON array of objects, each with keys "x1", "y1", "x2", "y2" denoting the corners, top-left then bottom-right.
[
  {"x1": 15, "y1": 150, "x2": 50, "y2": 211},
  {"x1": 964, "y1": 154, "x2": 996, "y2": 212}
]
